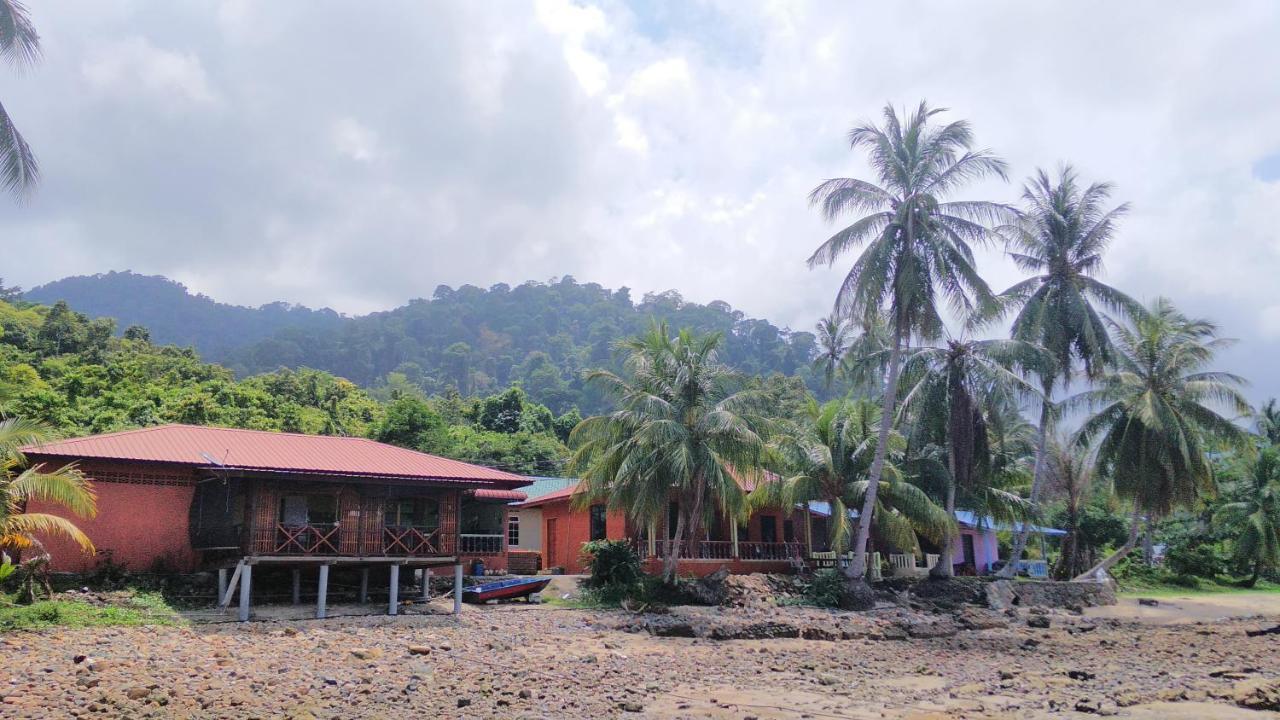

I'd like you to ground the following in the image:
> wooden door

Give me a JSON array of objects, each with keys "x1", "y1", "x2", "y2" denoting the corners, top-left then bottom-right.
[
  {"x1": 962, "y1": 534, "x2": 976, "y2": 567},
  {"x1": 546, "y1": 518, "x2": 559, "y2": 568}
]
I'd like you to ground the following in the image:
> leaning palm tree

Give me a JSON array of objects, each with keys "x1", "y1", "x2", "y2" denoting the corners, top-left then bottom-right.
[
  {"x1": 569, "y1": 322, "x2": 767, "y2": 582},
  {"x1": 1, "y1": 417, "x2": 96, "y2": 556},
  {"x1": 997, "y1": 166, "x2": 1140, "y2": 576},
  {"x1": 0, "y1": 0, "x2": 41, "y2": 200},
  {"x1": 1070, "y1": 298, "x2": 1250, "y2": 580},
  {"x1": 812, "y1": 314, "x2": 854, "y2": 393},
  {"x1": 1213, "y1": 446, "x2": 1280, "y2": 587},
  {"x1": 808, "y1": 101, "x2": 1010, "y2": 588}
]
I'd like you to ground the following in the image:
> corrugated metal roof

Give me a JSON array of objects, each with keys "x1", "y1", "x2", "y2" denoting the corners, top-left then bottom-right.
[
  {"x1": 518, "y1": 481, "x2": 580, "y2": 507},
  {"x1": 520, "y1": 476, "x2": 579, "y2": 503},
  {"x1": 23, "y1": 424, "x2": 528, "y2": 486},
  {"x1": 472, "y1": 488, "x2": 528, "y2": 501}
]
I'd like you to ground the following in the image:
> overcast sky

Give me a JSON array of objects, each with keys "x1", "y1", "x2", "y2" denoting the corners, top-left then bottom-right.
[{"x1": 4, "y1": 1, "x2": 1279, "y2": 402}]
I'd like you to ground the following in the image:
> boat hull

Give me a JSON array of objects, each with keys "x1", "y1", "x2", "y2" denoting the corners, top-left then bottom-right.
[{"x1": 462, "y1": 577, "x2": 552, "y2": 604}]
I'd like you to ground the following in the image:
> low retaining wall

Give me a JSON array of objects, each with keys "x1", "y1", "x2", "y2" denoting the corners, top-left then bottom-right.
[{"x1": 989, "y1": 579, "x2": 1117, "y2": 609}]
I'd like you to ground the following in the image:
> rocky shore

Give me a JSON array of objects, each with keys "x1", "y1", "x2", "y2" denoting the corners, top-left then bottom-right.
[{"x1": 1, "y1": 592, "x2": 1278, "y2": 719}]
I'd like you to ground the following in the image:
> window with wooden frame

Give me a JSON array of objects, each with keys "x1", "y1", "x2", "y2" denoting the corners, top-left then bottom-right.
[{"x1": 589, "y1": 504, "x2": 607, "y2": 541}]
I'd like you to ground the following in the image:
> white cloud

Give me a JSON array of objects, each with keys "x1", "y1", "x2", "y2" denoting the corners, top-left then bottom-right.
[
  {"x1": 331, "y1": 118, "x2": 381, "y2": 163},
  {"x1": 81, "y1": 37, "x2": 216, "y2": 108}
]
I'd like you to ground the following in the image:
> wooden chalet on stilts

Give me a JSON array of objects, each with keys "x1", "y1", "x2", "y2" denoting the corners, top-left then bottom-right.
[{"x1": 21, "y1": 424, "x2": 530, "y2": 621}]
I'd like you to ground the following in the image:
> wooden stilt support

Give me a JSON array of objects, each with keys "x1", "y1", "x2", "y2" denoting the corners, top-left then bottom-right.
[
  {"x1": 316, "y1": 564, "x2": 330, "y2": 619},
  {"x1": 217, "y1": 568, "x2": 227, "y2": 603},
  {"x1": 237, "y1": 564, "x2": 252, "y2": 622},
  {"x1": 291, "y1": 568, "x2": 301, "y2": 605},
  {"x1": 453, "y1": 563, "x2": 463, "y2": 615},
  {"x1": 219, "y1": 560, "x2": 244, "y2": 608},
  {"x1": 388, "y1": 564, "x2": 400, "y2": 616},
  {"x1": 359, "y1": 567, "x2": 369, "y2": 604}
]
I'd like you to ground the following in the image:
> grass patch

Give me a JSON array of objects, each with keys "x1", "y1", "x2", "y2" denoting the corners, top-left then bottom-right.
[
  {"x1": 1117, "y1": 578, "x2": 1280, "y2": 597},
  {"x1": 0, "y1": 591, "x2": 183, "y2": 632}
]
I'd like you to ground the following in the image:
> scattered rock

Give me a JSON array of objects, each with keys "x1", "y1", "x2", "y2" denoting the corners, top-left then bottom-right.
[
  {"x1": 1138, "y1": 598, "x2": 1159, "y2": 607},
  {"x1": 1233, "y1": 677, "x2": 1280, "y2": 711},
  {"x1": 125, "y1": 686, "x2": 151, "y2": 701},
  {"x1": 407, "y1": 645, "x2": 432, "y2": 656},
  {"x1": 350, "y1": 648, "x2": 384, "y2": 661},
  {"x1": 1027, "y1": 615, "x2": 1051, "y2": 629}
]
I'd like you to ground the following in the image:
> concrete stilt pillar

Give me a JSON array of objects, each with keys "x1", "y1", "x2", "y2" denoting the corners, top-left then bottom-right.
[
  {"x1": 316, "y1": 564, "x2": 329, "y2": 619},
  {"x1": 291, "y1": 568, "x2": 301, "y2": 605},
  {"x1": 388, "y1": 564, "x2": 400, "y2": 616},
  {"x1": 237, "y1": 564, "x2": 252, "y2": 622},
  {"x1": 359, "y1": 568, "x2": 369, "y2": 604},
  {"x1": 421, "y1": 568, "x2": 431, "y2": 601},
  {"x1": 217, "y1": 568, "x2": 227, "y2": 603},
  {"x1": 453, "y1": 563, "x2": 463, "y2": 615}
]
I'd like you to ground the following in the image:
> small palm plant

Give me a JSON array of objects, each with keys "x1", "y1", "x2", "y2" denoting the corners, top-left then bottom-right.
[
  {"x1": 1213, "y1": 447, "x2": 1280, "y2": 587},
  {"x1": 1, "y1": 417, "x2": 97, "y2": 558}
]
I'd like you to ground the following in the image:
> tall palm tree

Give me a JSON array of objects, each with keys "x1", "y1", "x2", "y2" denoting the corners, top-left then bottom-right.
[
  {"x1": 757, "y1": 397, "x2": 950, "y2": 558},
  {"x1": 1, "y1": 417, "x2": 96, "y2": 555},
  {"x1": 1, "y1": 0, "x2": 41, "y2": 200},
  {"x1": 997, "y1": 166, "x2": 1140, "y2": 576},
  {"x1": 812, "y1": 314, "x2": 853, "y2": 393},
  {"x1": 897, "y1": 334, "x2": 1042, "y2": 576},
  {"x1": 808, "y1": 101, "x2": 1010, "y2": 585},
  {"x1": 570, "y1": 322, "x2": 767, "y2": 582},
  {"x1": 1213, "y1": 446, "x2": 1280, "y2": 587},
  {"x1": 1070, "y1": 298, "x2": 1250, "y2": 579}
]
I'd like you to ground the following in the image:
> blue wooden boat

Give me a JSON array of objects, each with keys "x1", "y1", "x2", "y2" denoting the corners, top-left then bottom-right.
[{"x1": 462, "y1": 576, "x2": 552, "y2": 604}]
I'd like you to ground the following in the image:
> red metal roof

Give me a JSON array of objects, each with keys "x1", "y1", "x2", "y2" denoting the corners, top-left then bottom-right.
[
  {"x1": 23, "y1": 424, "x2": 528, "y2": 487},
  {"x1": 472, "y1": 488, "x2": 528, "y2": 502}
]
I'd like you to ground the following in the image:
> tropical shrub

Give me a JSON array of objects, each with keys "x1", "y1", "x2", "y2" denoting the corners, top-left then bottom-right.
[{"x1": 580, "y1": 540, "x2": 645, "y2": 603}]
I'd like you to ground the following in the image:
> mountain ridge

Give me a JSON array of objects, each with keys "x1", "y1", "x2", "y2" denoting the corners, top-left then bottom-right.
[{"x1": 25, "y1": 271, "x2": 832, "y2": 414}]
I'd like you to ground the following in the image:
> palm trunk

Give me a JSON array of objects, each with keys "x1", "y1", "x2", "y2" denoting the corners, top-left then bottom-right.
[
  {"x1": 931, "y1": 442, "x2": 957, "y2": 578},
  {"x1": 1052, "y1": 502, "x2": 1081, "y2": 580},
  {"x1": 1074, "y1": 505, "x2": 1142, "y2": 582},
  {"x1": 663, "y1": 510, "x2": 685, "y2": 583},
  {"x1": 999, "y1": 384, "x2": 1053, "y2": 577},
  {"x1": 846, "y1": 324, "x2": 904, "y2": 580}
]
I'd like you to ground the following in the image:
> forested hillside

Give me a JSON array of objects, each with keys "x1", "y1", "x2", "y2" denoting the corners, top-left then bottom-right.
[
  {"x1": 25, "y1": 272, "x2": 832, "y2": 413},
  {"x1": 25, "y1": 272, "x2": 344, "y2": 361}
]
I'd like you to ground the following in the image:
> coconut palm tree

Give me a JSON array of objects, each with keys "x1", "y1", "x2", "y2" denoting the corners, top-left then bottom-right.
[
  {"x1": 1, "y1": 0, "x2": 41, "y2": 200},
  {"x1": 1042, "y1": 438, "x2": 1098, "y2": 579},
  {"x1": 1257, "y1": 399, "x2": 1280, "y2": 446},
  {"x1": 997, "y1": 166, "x2": 1140, "y2": 576},
  {"x1": 1, "y1": 417, "x2": 96, "y2": 556},
  {"x1": 757, "y1": 397, "x2": 950, "y2": 559},
  {"x1": 897, "y1": 334, "x2": 1042, "y2": 576},
  {"x1": 570, "y1": 322, "x2": 767, "y2": 582},
  {"x1": 807, "y1": 101, "x2": 1010, "y2": 586},
  {"x1": 1070, "y1": 298, "x2": 1250, "y2": 580},
  {"x1": 1213, "y1": 446, "x2": 1280, "y2": 587},
  {"x1": 813, "y1": 314, "x2": 853, "y2": 393}
]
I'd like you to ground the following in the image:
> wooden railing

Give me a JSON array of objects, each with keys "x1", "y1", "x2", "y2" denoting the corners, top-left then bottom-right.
[
  {"x1": 636, "y1": 539, "x2": 802, "y2": 562},
  {"x1": 252, "y1": 523, "x2": 456, "y2": 557}
]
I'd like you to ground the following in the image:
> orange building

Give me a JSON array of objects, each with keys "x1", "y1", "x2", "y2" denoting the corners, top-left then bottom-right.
[{"x1": 519, "y1": 480, "x2": 813, "y2": 576}]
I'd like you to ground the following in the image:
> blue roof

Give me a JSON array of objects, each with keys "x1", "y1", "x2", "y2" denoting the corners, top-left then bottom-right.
[
  {"x1": 805, "y1": 502, "x2": 1064, "y2": 536},
  {"x1": 518, "y1": 476, "x2": 578, "y2": 504}
]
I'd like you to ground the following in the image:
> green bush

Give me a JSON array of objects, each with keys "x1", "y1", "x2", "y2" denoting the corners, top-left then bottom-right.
[
  {"x1": 801, "y1": 569, "x2": 845, "y2": 608},
  {"x1": 1165, "y1": 542, "x2": 1225, "y2": 578},
  {"x1": 580, "y1": 540, "x2": 645, "y2": 604}
]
